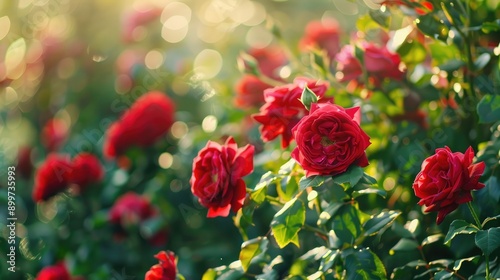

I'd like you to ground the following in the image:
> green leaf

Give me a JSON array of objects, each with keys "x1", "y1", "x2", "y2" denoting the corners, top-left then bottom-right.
[
  {"x1": 433, "y1": 270, "x2": 453, "y2": 280},
  {"x1": 300, "y1": 86, "x2": 319, "y2": 111},
  {"x1": 421, "y1": 234, "x2": 443, "y2": 246},
  {"x1": 343, "y1": 248, "x2": 387, "y2": 280},
  {"x1": 331, "y1": 204, "x2": 363, "y2": 245},
  {"x1": 474, "y1": 53, "x2": 491, "y2": 71},
  {"x1": 356, "y1": 14, "x2": 381, "y2": 33},
  {"x1": 271, "y1": 198, "x2": 306, "y2": 248},
  {"x1": 250, "y1": 186, "x2": 267, "y2": 205},
  {"x1": 444, "y1": 220, "x2": 478, "y2": 244},
  {"x1": 453, "y1": 256, "x2": 480, "y2": 271},
  {"x1": 278, "y1": 158, "x2": 297, "y2": 175},
  {"x1": 475, "y1": 228, "x2": 500, "y2": 256},
  {"x1": 482, "y1": 214, "x2": 500, "y2": 228},
  {"x1": 202, "y1": 263, "x2": 245, "y2": 280},
  {"x1": 439, "y1": 59, "x2": 465, "y2": 72},
  {"x1": 477, "y1": 94, "x2": 500, "y2": 123},
  {"x1": 369, "y1": 9, "x2": 390, "y2": 29},
  {"x1": 277, "y1": 175, "x2": 299, "y2": 202},
  {"x1": 363, "y1": 210, "x2": 401, "y2": 236},
  {"x1": 319, "y1": 249, "x2": 340, "y2": 272},
  {"x1": 318, "y1": 202, "x2": 344, "y2": 226},
  {"x1": 333, "y1": 166, "x2": 364, "y2": 187},
  {"x1": 415, "y1": 14, "x2": 448, "y2": 41},
  {"x1": 239, "y1": 237, "x2": 268, "y2": 272},
  {"x1": 481, "y1": 20, "x2": 500, "y2": 33},
  {"x1": 299, "y1": 175, "x2": 330, "y2": 191},
  {"x1": 397, "y1": 41, "x2": 427, "y2": 65},
  {"x1": 390, "y1": 239, "x2": 419, "y2": 253}
]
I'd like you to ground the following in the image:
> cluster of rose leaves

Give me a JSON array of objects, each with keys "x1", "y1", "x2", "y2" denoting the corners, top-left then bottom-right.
[{"x1": 28, "y1": 6, "x2": 490, "y2": 279}]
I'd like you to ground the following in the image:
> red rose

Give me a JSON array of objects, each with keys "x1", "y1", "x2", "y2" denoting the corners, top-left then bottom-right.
[
  {"x1": 17, "y1": 146, "x2": 33, "y2": 179},
  {"x1": 145, "y1": 251, "x2": 177, "y2": 280},
  {"x1": 36, "y1": 262, "x2": 71, "y2": 280},
  {"x1": 122, "y1": 6, "x2": 162, "y2": 43},
  {"x1": 33, "y1": 154, "x2": 73, "y2": 202},
  {"x1": 103, "y1": 91, "x2": 175, "y2": 159},
  {"x1": 299, "y1": 18, "x2": 341, "y2": 59},
  {"x1": 109, "y1": 192, "x2": 155, "y2": 226},
  {"x1": 69, "y1": 153, "x2": 104, "y2": 191},
  {"x1": 335, "y1": 45, "x2": 363, "y2": 82},
  {"x1": 190, "y1": 137, "x2": 254, "y2": 218},
  {"x1": 291, "y1": 103, "x2": 371, "y2": 177},
  {"x1": 246, "y1": 46, "x2": 287, "y2": 80},
  {"x1": 253, "y1": 78, "x2": 331, "y2": 148},
  {"x1": 363, "y1": 43, "x2": 405, "y2": 81},
  {"x1": 41, "y1": 118, "x2": 69, "y2": 152},
  {"x1": 234, "y1": 75, "x2": 272, "y2": 109},
  {"x1": 412, "y1": 147, "x2": 486, "y2": 224}
]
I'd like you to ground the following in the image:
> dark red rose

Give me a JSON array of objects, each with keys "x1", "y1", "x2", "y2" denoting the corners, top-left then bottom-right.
[
  {"x1": 299, "y1": 18, "x2": 341, "y2": 59},
  {"x1": 253, "y1": 78, "x2": 331, "y2": 148},
  {"x1": 36, "y1": 262, "x2": 70, "y2": 280},
  {"x1": 109, "y1": 192, "x2": 155, "y2": 226},
  {"x1": 247, "y1": 46, "x2": 287, "y2": 80},
  {"x1": 363, "y1": 42, "x2": 405, "y2": 81},
  {"x1": 17, "y1": 146, "x2": 33, "y2": 179},
  {"x1": 41, "y1": 118, "x2": 69, "y2": 152},
  {"x1": 145, "y1": 251, "x2": 177, "y2": 280},
  {"x1": 234, "y1": 75, "x2": 272, "y2": 109},
  {"x1": 33, "y1": 154, "x2": 73, "y2": 202},
  {"x1": 335, "y1": 45, "x2": 363, "y2": 82},
  {"x1": 291, "y1": 103, "x2": 371, "y2": 177},
  {"x1": 103, "y1": 91, "x2": 175, "y2": 159},
  {"x1": 69, "y1": 153, "x2": 104, "y2": 191},
  {"x1": 412, "y1": 147, "x2": 486, "y2": 224},
  {"x1": 190, "y1": 137, "x2": 254, "y2": 218}
]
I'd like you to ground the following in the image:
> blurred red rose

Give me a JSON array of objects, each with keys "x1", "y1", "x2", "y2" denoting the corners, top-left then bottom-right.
[
  {"x1": 413, "y1": 146, "x2": 485, "y2": 224},
  {"x1": 69, "y1": 153, "x2": 104, "y2": 191},
  {"x1": 234, "y1": 75, "x2": 272, "y2": 108},
  {"x1": 291, "y1": 103, "x2": 371, "y2": 177},
  {"x1": 36, "y1": 262, "x2": 70, "y2": 280},
  {"x1": 299, "y1": 18, "x2": 341, "y2": 59},
  {"x1": 363, "y1": 42, "x2": 405, "y2": 81},
  {"x1": 335, "y1": 45, "x2": 363, "y2": 82},
  {"x1": 122, "y1": 6, "x2": 162, "y2": 43},
  {"x1": 145, "y1": 251, "x2": 177, "y2": 280},
  {"x1": 190, "y1": 137, "x2": 254, "y2": 218},
  {"x1": 253, "y1": 78, "x2": 331, "y2": 148},
  {"x1": 41, "y1": 118, "x2": 69, "y2": 152},
  {"x1": 17, "y1": 146, "x2": 33, "y2": 179},
  {"x1": 247, "y1": 46, "x2": 287, "y2": 80},
  {"x1": 33, "y1": 154, "x2": 73, "y2": 202},
  {"x1": 109, "y1": 192, "x2": 155, "y2": 226},
  {"x1": 103, "y1": 91, "x2": 175, "y2": 159}
]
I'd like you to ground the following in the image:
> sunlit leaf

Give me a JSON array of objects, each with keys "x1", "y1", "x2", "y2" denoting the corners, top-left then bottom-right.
[
  {"x1": 343, "y1": 248, "x2": 386, "y2": 280},
  {"x1": 271, "y1": 198, "x2": 305, "y2": 248},
  {"x1": 331, "y1": 204, "x2": 363, "y2": 245},
  {"x1": 363, "y1": 210, "x2": 401, "y2": 236},
  {"x1": 444, "y1": 220, "x2": 478, "y2": 244},
  {"x1": 239, "y1": 237, "x2": 268, "y2": 272}
]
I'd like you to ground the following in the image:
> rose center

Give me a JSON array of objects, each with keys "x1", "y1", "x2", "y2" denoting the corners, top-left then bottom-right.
[{"x1": 321, "y1": 136, "x2": 335, "y2": 146}]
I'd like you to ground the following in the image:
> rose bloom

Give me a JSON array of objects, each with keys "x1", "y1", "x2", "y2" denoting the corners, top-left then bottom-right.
[
  {"x1": 41, "y1": 118, "x2": 69, "y2": 152},
  {"x1": 33, "y1": 154, "x2": 73, "y2": 202},
  {"x1": 413, "y1": 146, "x2": 486, "y2": 224},
  {"x1": 291, "y1": 103, "x2": 371, "y2": 177},
  {"x1": 109, "y1": 192, "x2": 155, "y2": 226},
  {"x1": 190, "y1": 137, "x2": 254, "y2": 218},
  {"x1": 69, "y1": 153, "x2": 104, "y2": 191},
  {"x1": 335, "y1": 45, "x2": 363, "y2": 82},
  {"x1": 103, "y1": 91, "x2": 175, "y2": 159},
  {"x1": 247, "y1": 46, "x2": 287, "y2": 80},
  {"x1": 145, "y1": 251, "x2": 177, "y2": 280},
  {"x1": 36, "y1": 262, "x2": 70, "y2": 280},
  {"x1": 253, "y1": 78, "x2": 331, "y2": 148},
  {"x1": 363, "y1": 42, "x2": 405, "y2": 82},
  {"x1": 299, "y1": 18, "x2": 341, "y2": 59},
  {"x1": 234, "y1": 75, "x2": 272, "y2": 109}
]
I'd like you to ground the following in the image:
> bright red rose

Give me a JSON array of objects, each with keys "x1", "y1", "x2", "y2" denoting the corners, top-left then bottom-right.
[
  {"x1": 253, "y1": 78, "x2": 332, "y2": 148},
  {"x1": 299, "y1": 18, "x2": 341, "y2": 59},
  {"x1": 33, "y1": 154, "x2": 73, "y2": 202},
  {"x1": 190, "y1": 137, "x2": 254, "y2": 218},
  {"x1": 291, "y1": 103, "x2": 371, "y2": 177},
  {"x1": 69, "y1": 153, "x2": 104, "y2": 191},
  {"x1": 103, "y1": 91, "x2": 175, "y2": 159},
  {"x1": 41, "y1": 118, "x2": 69, "y2": 152},
  {"x1": 363, "y1": 43, "x2": 405, "y2": 81},
  {"x1": 36, "y1": 262, "x2": 70, "y2": 280},
  {"x1": 145, "y1": 251, "x2": 177, "y2": 280},
  {"x1": 109, "y1": 192, "x2": 155, "y2": 226},
  {"x1": 247, "y1": 46, "x2": 287, "y2": 80},
  {"x1": 335, "y1": 45, "x2": 363, "y2": 82},
  {"x1": 412, "y1": 146, "x2": 486, "y2": 225},
  {"x1": 234, "y1": 75, "x2": 272, "y2": 109}
]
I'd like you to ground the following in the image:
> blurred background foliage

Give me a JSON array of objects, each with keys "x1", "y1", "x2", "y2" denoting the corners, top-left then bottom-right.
[{"x1": 0, "y1": 0, "x2": 499, "y2": 279}]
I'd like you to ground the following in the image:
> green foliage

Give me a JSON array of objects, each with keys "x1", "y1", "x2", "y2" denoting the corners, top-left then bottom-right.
[{"x1": 271, "y1": 198, "x2": 306, "y2": 248}]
